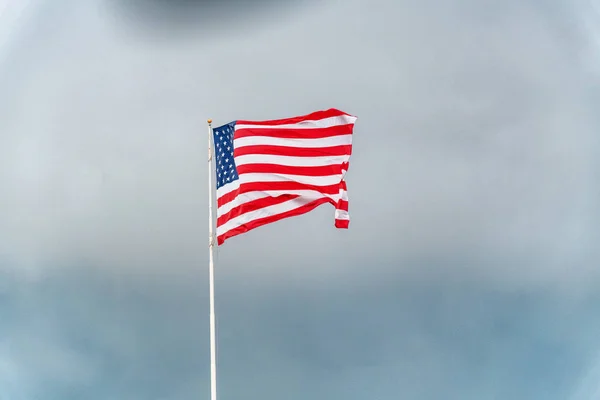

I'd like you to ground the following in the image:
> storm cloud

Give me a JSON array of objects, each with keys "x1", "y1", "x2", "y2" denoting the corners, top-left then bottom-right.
[{"x1": 1, "y1": 0, "x2": 599, "y2": 398}]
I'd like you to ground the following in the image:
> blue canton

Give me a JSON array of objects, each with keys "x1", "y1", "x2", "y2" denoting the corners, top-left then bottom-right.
[{"x1": 212, "y1": 122, "x2": 239, "y2": 189}]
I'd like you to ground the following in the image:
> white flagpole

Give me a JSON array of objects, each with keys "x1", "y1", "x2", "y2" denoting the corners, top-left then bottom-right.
[{"x1": 207, "y1": 119, "x2": 217, "y2": 400}]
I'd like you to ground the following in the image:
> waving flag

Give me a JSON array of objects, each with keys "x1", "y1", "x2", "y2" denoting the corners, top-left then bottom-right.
[{"x1": 212, "y1": 108, "x2": 357, "y2": 245}]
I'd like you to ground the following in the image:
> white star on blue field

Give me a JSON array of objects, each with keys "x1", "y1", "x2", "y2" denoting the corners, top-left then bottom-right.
[
  {"x1": 213, "y1": 123, "x2": 238, "y2": 188},
  {"x1": 1, "y1": 0, "x2": 599, "y2": 399}
]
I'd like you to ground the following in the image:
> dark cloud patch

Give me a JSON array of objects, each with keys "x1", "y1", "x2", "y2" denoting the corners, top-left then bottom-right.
[{"x1": 103, "y1": 0, "x2": 316, "y2": 38}]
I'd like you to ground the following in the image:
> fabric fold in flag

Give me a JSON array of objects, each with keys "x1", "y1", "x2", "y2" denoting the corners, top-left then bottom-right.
[{"x1": 212, "y1": 108, "x2": 357, "y2": 245}]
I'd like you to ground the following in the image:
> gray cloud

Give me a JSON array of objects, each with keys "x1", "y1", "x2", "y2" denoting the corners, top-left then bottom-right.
[
  {"x1": 2, "y1": 0, "x2": 598, "y2": 280},
  {"x1": 1, "y1": 0, "x2": 600, "y2": 398},
  {"x1": 103, "y1": 0, "x2": 317, "y2": 39},
  {"x1": 2, "y1": 265, "x2": 600, "y2": 399}
]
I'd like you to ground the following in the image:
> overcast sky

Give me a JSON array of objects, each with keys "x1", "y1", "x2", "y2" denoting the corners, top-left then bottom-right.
[{"x1": 1, "y1": 0, "x2": 600, "y2": 398}]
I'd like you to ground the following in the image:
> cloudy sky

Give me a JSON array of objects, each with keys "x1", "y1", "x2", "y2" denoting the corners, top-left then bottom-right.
[{"x1": 1, "y1": 0, "x2": 600, "y2": 398}]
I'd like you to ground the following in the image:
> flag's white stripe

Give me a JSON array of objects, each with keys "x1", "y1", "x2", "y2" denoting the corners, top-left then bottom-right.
[
  {"x1": 335, "y1": 210, "x2": 349, "y2": 220},
  {"x1": 337, "y1": 186, "x2": 349, "y2": 217},
  {"x1": 216, "y1": 192, "x2": 270, "y2": 217},
  {"x1": 238, "y1": 173, "x2": 341, "y2": 187},
  {"x1": 217, "y1": 196, "x2": 324, "y2": 237},
  {"x1": 234, "y1": 154, "x2": 349, "y2": 168},
  {"x1": 217, "y1": 174, "x2": 348, "y2": 200},
  {"x1": 234, "y1": 134, "x2": 352, "y2": 150},
  {"x1": 340, "y1": 188, "x2": 348, "y2": 201},
  {"x1": 235, "y1": 115, "x2": 357, "y2": 130},
  {"x1": 216, "y1": 179, "x2": 240, "y2": 199},
  {"x1": 216, "y1": 175, "x2": 341, "y2": 202},
  {"x1": 217, "y1": 190, "x2": 340, "y2": 216}
]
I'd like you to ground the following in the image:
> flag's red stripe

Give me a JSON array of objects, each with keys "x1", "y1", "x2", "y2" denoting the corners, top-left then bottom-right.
[
  {"x1": 216, "y1": 194, "x2": 299, "y2": 228},
  {"x1": 236, "y1": 163, "x2": 341, "y2": 177},
  {"x1": 234, "y1": 144, "x2": 351, "y2": 158},
  {"x1": 216, "y1": 197, "x2": 334, "y2": 245},
  {"x1": 234, "y1": 124, "x2": 354, "y2": 140},
  {"x1": 217, "y1": 181, "x2": 340, "y2": 208},
  {"x1": 235, "y1": 108, "x2": 351, "y2": 127},
  {"x1": 335, "y1": 219, "x2": 349, "y2": 229},
  {"x1": 338, "y1": 199, "x2": 349, "y2": 212}
]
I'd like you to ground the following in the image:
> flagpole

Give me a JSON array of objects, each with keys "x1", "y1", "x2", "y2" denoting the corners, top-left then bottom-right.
[{"x1": 207, "y1": 119, "x2": 217, "y2": 400}]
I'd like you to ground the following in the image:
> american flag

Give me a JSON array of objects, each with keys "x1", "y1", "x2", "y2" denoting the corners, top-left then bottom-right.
[{"x1": 212, "y1": 108, "x2": 357, "y2": 245}]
